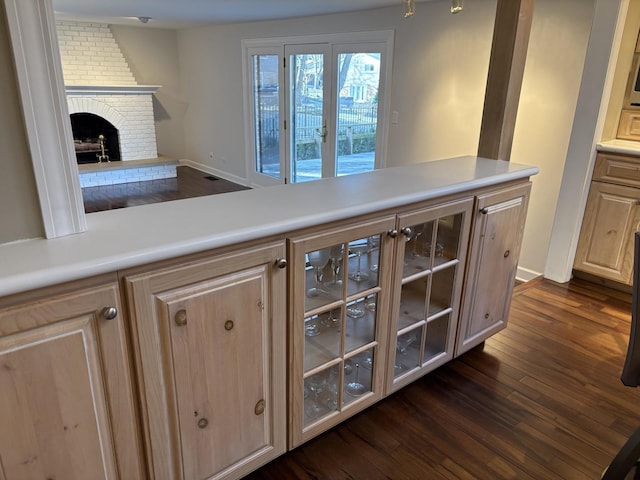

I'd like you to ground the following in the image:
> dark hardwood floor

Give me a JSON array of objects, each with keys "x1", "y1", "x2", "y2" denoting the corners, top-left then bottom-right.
[
  {"x1": 81, "y1": 166, "x2": 249, "y2": 213},
  {"x1": 245, "y1": 278, "x2": 640, "y2": 480}
]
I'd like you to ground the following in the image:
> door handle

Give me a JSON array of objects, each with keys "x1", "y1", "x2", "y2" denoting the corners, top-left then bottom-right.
[{"x1": 316, "y1": 120, "x2": 327, "y2": 143}]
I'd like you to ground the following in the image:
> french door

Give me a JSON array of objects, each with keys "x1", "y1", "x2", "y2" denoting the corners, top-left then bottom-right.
[
  {"x1": 245, "y1": 34, "x2": 391, "y2": 187},
  {"x1": 285, "y1": 44, "x2": 332, "y2": 183}
]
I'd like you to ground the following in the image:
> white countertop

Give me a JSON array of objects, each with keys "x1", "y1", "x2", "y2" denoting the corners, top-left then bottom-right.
[
  {"x1": 598, "y1": 139, "x2": 640, "y2": 156},
  {"x1": 0, "y1": 156, "x2": 538, "y2": 297}
]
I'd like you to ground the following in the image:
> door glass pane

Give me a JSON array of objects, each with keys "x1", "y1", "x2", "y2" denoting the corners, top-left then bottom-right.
[
  {"x1": 252, "y1": 54, "x2": 280, "y2": 179},
  {"x1": 398, "y1": 277, "x2": 428, "y2": 330},
  {"x1": 347, "y1": 237, "x2": 379, "y2": 297},
  {"x1": 403, "y1": 221, "x2": 435, "y2": 276},
  {"x1": 394, "y1": 328, "x2": 422, "y2": 378},
  {"x1": 304, "y1": 247, "x2": 339, "y2": 312},
  {"x1": 335, "y1": 52, "x2": 380, "y2": 177},
  {"x1": 304, "y1": 364, "x2": 340, "y2": 426},
  {"x1": 291, "y1": 53, "x2": 324, "y2": 183},
  {"x1": 343, "y1": 351, "x2": 373, "y2": 405}
]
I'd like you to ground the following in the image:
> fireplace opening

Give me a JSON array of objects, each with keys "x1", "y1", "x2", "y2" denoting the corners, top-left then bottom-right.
[{"x1": 70, "y1": 113, "x2": 121, "y2": 164}]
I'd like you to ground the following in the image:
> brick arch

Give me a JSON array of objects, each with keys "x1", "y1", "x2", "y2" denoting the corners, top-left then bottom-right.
[{"x1": 67, "y1": 97, "x2": 126, "y2": 130}]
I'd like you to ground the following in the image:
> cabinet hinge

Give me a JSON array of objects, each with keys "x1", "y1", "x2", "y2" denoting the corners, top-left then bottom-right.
[
  {"x1": 257, "y1": 299, "x2": 265, "y2": 311},
  {"x1": 283, "y1": 57, "x2": 286, "y2": 68}
]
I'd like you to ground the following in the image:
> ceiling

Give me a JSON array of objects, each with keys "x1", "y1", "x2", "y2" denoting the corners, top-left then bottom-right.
[{"x1": 52, "y1": 0, "x2": 430, "y2": 29}]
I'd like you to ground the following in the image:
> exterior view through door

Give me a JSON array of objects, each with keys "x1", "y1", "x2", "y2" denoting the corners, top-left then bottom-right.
[{"x1": 245, "y1": 33, "x2": 392, "y2": 187}]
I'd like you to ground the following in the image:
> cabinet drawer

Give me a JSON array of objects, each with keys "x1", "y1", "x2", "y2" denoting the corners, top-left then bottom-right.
[
  {"x1": 617, "y1": 110, "x2": 640, "y2": 142},
  {"x1": 594, "y1": 152, "x2": 640, "y2": 187}
]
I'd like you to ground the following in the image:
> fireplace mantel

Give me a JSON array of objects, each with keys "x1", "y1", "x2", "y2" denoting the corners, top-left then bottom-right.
[{"x1": 65, "y1": 85, "x2": 161, "y2": 95}]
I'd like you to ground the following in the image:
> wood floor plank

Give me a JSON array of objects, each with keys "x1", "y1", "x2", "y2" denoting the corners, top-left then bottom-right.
[{"x1": 244, "y1": 279, "x2": 640, "y2": 479}]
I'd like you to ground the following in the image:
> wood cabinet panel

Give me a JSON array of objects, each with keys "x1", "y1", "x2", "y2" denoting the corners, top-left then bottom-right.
[
  {"x1": 0, "y1": 283, "x2": 144, "y2": 480},
  {"x1": 162, "y1": 269, "x2": 269, "y2": 480},
  {"x1": 593, "y1": 152, "x2": 640, "y2": 188},
  {"x1": 456, "y1": 182, "x2": 531, "y2": 355},
  {"x1": 574, "y1": 182, "x2": 640, "y2": 285},
  {"x1": 617, "y1": 110, "x2": 640, "y2": 141},
  {"x1": 124, "y1": 242, "x2": 286, "y2": 480}
]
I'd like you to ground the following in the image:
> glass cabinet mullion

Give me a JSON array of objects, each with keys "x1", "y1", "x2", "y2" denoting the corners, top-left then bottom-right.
[
  {"x1": 389, "y1": 198, "x2": 473, "y2": 392},
  {"x1": 292, "y1": 220, "x2": 395, "y2": 445}
]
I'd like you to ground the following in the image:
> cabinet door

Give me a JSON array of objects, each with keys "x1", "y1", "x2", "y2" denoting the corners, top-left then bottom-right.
[
  {"x1": 573, "y1": 181, "x2": 640, "y2": 285},
  {"x1": 0, "y1": 282, "x2": 143, "y2": 480},
  {"x1": 456, "y1": 182, "x2": 531, "y2": 356},
  {"x1": 124, "y1": 242, "x2": 286, "y2": 480},
  {"x1": 387, "y1": 197, "x2": 473, "y2": 393},
  {"x1": 288, "y1": 215, "x2": 396, "y2": 448}
]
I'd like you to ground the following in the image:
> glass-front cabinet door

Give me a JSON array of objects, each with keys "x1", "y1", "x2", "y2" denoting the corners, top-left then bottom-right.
[
  {"x1": 288, "y1": 215, "x2": 395, "y2": 448},
  {"x1": 387, "y1": 197, "x2": 473, "y2": 393}
]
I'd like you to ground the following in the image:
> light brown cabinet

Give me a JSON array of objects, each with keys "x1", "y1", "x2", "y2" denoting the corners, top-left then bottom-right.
[
  {"x1": 456, "y1": 183, "x2": 532, "y2": 355},
  {"x1": 387, "y1": 197, "x2": 473, "y2": 392},
  {"x1": 0, "y1": 174, "x2": 535, "y2": 479},
  {"x1": 288, "y1": 216, "x2": 396, "y2": 448},
  {"x1": 123, "y1": 242, "x2": 287, "y2": 480},
  {"x1": 574, "y1": 152, "x2": 640, "y2": 286},
  {"x1": 0, "y1": 279, "x2": 144, "y2": 480}
]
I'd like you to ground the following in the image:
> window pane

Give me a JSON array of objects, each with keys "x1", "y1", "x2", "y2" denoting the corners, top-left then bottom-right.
[
  {"x1": 252, "y1": 54, "x2": 280, "y2": 179},
  {"x1": 335, "y1": 52, "x2": 380, "y2": 177},
  {"x1": 291, "y1": 53, "x2": 324, "y2": 183}
]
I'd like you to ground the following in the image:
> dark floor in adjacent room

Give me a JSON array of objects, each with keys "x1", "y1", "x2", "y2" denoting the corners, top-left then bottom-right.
[
  {"x1": 245, "y1": 278, "x2": 640, "y2": 480},
  {"x1": 82, "y1": 166, "x2": 249, "y2": 213}
]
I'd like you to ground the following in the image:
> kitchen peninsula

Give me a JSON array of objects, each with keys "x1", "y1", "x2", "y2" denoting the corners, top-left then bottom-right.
[{"x1": 0, "y1": 156, "x2": 537, "y2": 480}]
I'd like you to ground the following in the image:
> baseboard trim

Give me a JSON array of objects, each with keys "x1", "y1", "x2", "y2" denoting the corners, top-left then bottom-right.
[
  {"x1": 516, "y1": 266, "x2": 542, "y2": 283},
  {"x1": 178, "y1": 159, "x2": 249, "y2": 187}
]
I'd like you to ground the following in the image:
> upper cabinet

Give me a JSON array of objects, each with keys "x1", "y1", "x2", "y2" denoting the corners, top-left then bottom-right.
[
  {"x1": 123, "y1": 241, "x2": 287, "y2": 480},
  {"x1": 0, "y1": 280, "x2": 144, "y2": 480}
]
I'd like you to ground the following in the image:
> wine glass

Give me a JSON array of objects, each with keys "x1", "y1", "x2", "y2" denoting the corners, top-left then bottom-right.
[
  {"x1": 394, "y1": 333, "x2": 416, "y2": 374},
  {"x1": 346, "y1": 298, "x2": 365, "y2": 318},
  {"x1": 346, "y1": 363, "x2": 367, "y2": 396},
  {"x1": 306, "y1": 372, "x2": 328, "y2": 418},
  {"x1": 304, "y1": 315, "x2": 321, "y2": 337},
  {"x1": 348, "y1": 239, "x2": 370, "y2": 282},
  {"x1": 329, "y1": 244, "x2": 344, "y2": 287},
  {"x1": 306, "y1": 248, "x2": 330, "y2": 297},
  {"x1": 320, "y1": 307, "x2": 340, "y2": 328},
  {"x1": 368, "y1": 236, "x2": 380, "y2": 273},
  {"x1": 411, "y1": 223, "x2": 425, "y2": 257}
]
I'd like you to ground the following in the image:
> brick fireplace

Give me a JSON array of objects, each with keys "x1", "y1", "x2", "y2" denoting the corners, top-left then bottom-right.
[{"x1": 56, "y1": 20, "x2": 175, "y2": 186}]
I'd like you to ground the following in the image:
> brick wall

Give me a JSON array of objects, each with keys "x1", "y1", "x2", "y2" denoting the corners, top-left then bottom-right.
[
  {"x1": 56, "y1": 20, "x2": 159, "y2": 161},
  {"x1": 56, "y1": 20, "x2": 136, "y2": 86}
]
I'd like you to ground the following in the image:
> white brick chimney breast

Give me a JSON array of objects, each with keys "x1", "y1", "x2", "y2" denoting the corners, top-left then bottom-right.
[{"x1": 56, "y1": 20, "x2": 160, "y2": 161}]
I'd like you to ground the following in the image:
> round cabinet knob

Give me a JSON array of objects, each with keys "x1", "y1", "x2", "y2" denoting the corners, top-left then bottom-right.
[
  {"x1": 254, "y1": 399, "x2": 266, "y2": 416},
  {"x1": 387, "y1": 229, "x2": 399, "y2": 238},
  {"x1": 275, "y1": 258, "x2": 287, "y2": 269},
  {"x1": 400, "y1": 227, "x2": 413, "y2": 239},
  {"x1": 175, "y1": 309, "x2": 187, "y2": 327},
  {"x1": 224, "y1": 320, "x2": 234, "y2": 331},
  {"x1": 504, "y1": 250, "x2": 510, "y2": 258},
  {"x1": 480, "y1": 207, "x2": 489, "y2": 215},
  {"x1": 101, "y1": 306, "x2": 118, "y2": 320},
  {"x1": 197, "y1": 418, "x2": 209, "y2": 429}
]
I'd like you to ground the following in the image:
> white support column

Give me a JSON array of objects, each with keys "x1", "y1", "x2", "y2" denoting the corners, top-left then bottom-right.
[
  {"x1": 544, "y1": 0, "x2": 629, "y2": 283},
  {"x1": 3, "y1": 0, "x2": 86, "y2": 238}
]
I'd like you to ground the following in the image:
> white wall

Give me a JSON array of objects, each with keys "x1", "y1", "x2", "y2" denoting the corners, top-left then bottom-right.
[
  {"x1": 176, "y1": 1, "x2": 497, "y2": 180},
  {"x1": 111, "y1": 25, "x2": 187, "y2": 159},
  {"x1": 512, "y1": 0, "x2": 596, "y2": 278},
  {"x1": 0, "y1": 1, "x2": 43, "y2": 243},
  {"x1": 176, "y1": 0, "x2": 596, "y2": 280}
]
